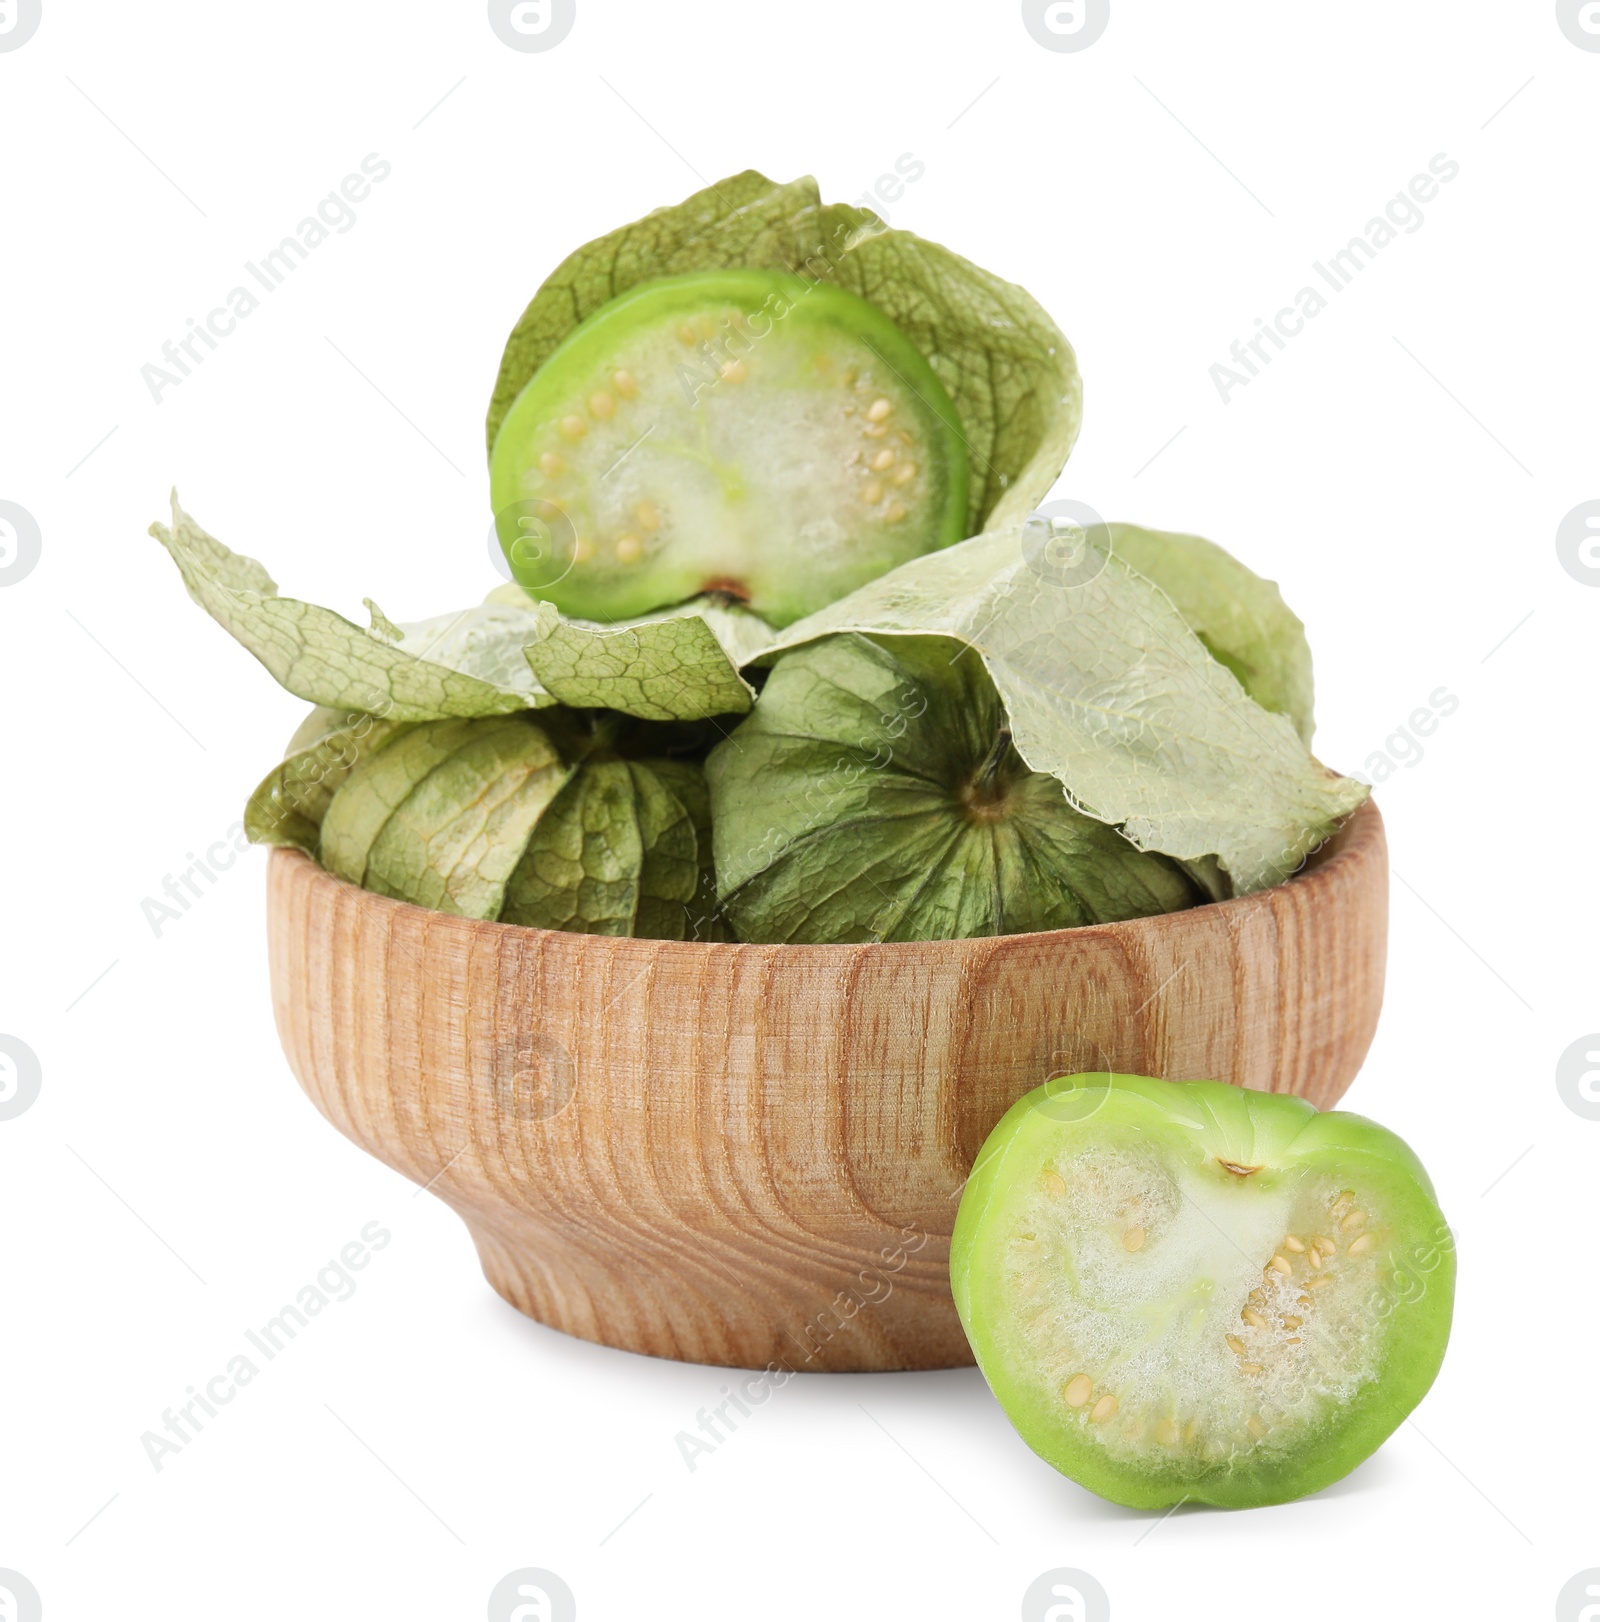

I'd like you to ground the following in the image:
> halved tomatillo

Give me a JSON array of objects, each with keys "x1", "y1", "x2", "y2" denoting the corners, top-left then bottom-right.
[
  {"x1": 952, "y1": 1074, "x2": 1455, "y2": 1509},
  {"x1": 488, "y1": 269, "x2": 970, "y2": 627}
]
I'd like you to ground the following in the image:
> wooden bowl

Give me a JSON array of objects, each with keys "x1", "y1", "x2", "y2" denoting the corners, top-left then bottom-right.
[{"x1": 265, "y1": 798, "x2": 1386, "y2": 1373}]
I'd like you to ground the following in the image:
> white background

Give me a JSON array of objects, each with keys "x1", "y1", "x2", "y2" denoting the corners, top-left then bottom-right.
[{"x1": 2, "y1": 2, "x2": 1595, "y2": 1617}]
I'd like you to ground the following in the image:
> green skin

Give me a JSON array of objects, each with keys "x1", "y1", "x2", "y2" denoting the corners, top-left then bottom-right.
[
  {"x1": 489, "y1": 269, "x2": 970, "y2": 626},
  {"x1": 951, "y1": 1074, "x2": 1455, "y2": 1509}
]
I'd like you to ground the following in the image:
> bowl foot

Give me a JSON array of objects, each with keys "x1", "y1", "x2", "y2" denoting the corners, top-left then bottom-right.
[{"x1": 463, "y1": 1213, "x2": 976, "y2": 1373}]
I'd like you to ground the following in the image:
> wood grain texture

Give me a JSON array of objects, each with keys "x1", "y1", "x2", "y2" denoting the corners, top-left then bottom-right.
[{"x1": 266, "y1": 798, "x2": 1387, "y2": 1372}]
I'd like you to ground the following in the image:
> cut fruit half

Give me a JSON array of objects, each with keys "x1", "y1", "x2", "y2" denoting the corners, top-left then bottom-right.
[
  {"x1": 488, "y1": 269, "x2": 970, "y2": 627},
  {"x1": 952, "y1": 1074, "x2": 1455, "y2": 1509}
]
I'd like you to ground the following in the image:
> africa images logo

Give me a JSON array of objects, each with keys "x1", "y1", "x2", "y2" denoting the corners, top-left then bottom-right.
[
  {"x1": 1556, "y1": 501, "x2": 1600, "y2": 586},
  {"x1": 488, "y1": 0, "x2": 575, "y2": 52},
  {"x1": 487, "y1": 1568, "x2": 576, "y2": 1622},
  {"x1": 0, "y1": 0, "x2": 43, "y2": 52},
  {"x1": 0, "y1": 1036, "x2": 43, "y2": 1122},
  {"x1": 0, "y1": 501, "x2": 42, "y2": 587},
  {"x1": 1557, "y1": 0, "x2": 1600, "y2": 50},
  {"x1": 0, "y1": 1570, "x2": 43, "y2": 1622},
  {"x1": 1021, "y1": 1567, "x2": 1110, "y2": 1622},
  {"x1": 1022, "y1": 0, "x2": 1109, "y2": 52}
]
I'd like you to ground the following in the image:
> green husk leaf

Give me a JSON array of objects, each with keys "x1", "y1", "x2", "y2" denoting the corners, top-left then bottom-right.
[
  {"x1": 1109, "y1": 523, "x2": 1316, "y2": 743},
  {"x1": 625, "y1": 762, "x2": 701, "y2": 938},
  {"x1": 522, "y1": 598, "x2": 766, "y2": 720},
  {"x1": 364, "y1": 599, "x2": 405, "y2": 642},
  {"x1": 647, "y1": 756, "x2": 733, "y2": 941},
  {"x1": 708, "y1": 634, "x2": 1202, "y2": 943},
  {"x1": 392, "y1": 599, "x2": 560, "y2": 694},
  {"x1": 487, "y1": 171, "x2": 1080, "y2": 538},
  {"x1": 321, "y1": 719, "x2": 483, "y2": 886},
  {"x1": 150, "y1": 495, "x2": 553, "y2": 719},
  {"x1": 315, "y1": 709, "x2": 713, "y2": 935},
  {"x1": 501, "y1": 758, "x2": 699, "y2": 936},
  {"x1": 1174, "y1": 854, "x2": 1233, "y2": 906},
  {"x1": 754, "y1": 523, "x2": 1367, "y2": 894},
  {"x1": 320, "y1": 715, "x2": 569, "y2": 918},
  {"x1": 244, "y1": 705, "x2": 407, "y2": 852}
]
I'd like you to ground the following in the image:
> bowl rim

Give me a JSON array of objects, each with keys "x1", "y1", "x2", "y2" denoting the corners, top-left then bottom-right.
[{"x1": 267, "y1": 797, "x2": 1382, "y2": 959}]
